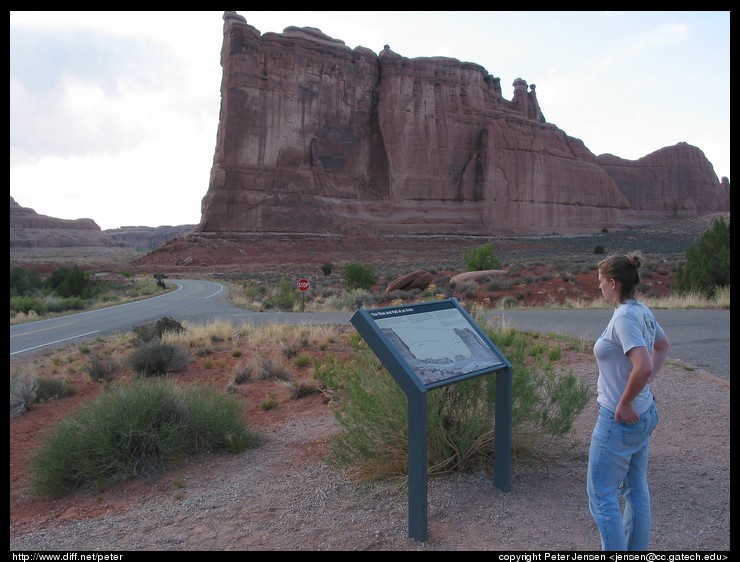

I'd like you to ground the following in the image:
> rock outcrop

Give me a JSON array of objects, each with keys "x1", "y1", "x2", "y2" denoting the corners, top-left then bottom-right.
[
  {"x1": 197, "y1": 12, "x2": 729, "y2": 238},
  {"x1": 105, "y1": 225, "x2": 196, "y2": 251},
  {"x1": 9, "y1": 197, "x2": 130, "y2": 249},
  {"x1": 385, "y1": 270, "x2": 434, "y2": 292}
]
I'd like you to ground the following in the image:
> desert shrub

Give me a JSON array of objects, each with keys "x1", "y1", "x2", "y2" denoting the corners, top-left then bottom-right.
[
  {"x1": 321, "y1": 262, "x2": 333, "y2": 276},
  {"x1": 283, "y1": 380, "x2": 320, "y2": 399},
  {"x1": 455, "y1": 281, "x2": 478, "y2": 297},
  {"x1": 10, "y1": 369, "x2": 39, "y2": 416},
  {"x1": 263, "y1": 278, "x2": 301, "y2": 311},
  {"x1": 133, "y1": 316, "x2": 185, "y2": 343},
  {"x1": 46, "y1": 265, "x2": 93, "y2": 299},
  {"x1": 9, "y1": 267, "x2": 44, "y2": 297},
  {"x1": 343, "y1": 261, "x2": 376, "y2": 291},
  {"x1": 594, "y1": 245, "x2": 605, "y2": 254},
  {"x1": 675, "y1": 216, "x2": 730, "y2": 298},
  {"x1": 294, "y1": 354, "x2": 311, "y2": 367},
  {"x1": 28, "y1": 379, "x2": 259, "y2": 498},
  {"x1": 320, "y1": 319, "x2": 591, "y2": 481},
  {"x1": 463, "y1": 243, "x2": 502, "y2": 271},
  {"x1": 85, "y1": 355, "x2": 121, "y2": 383},
  {"x1": 261, "y1": 396, "x2": 279, "y2": 410},
  {"x1": 10, "y1": 295, "x2": 46, "y2": 315},
  {"x1": 126, "y1": 341, "x2": 191, "y2": 376},
  {"x1": 329, "y1": 289, "x2": 374, "y2": 310},
  {"x1": 35, "y1": 378, "x2": 77, "y2": 402},
  {"x1": 230, "y1": 362, "x2": 253, "y2": 384},
  {"x1": 255, "y1": 356, "x2": 293, "y2": 381}
]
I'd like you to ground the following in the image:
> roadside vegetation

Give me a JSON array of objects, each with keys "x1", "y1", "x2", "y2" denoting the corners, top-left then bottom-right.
[
  {"x1": 11, "y1": 217, "x2": 730, "y2": 325},
  {"x1": 14, "y1": 313, "x2": 594, "y2": 498},
  {"x1": 10, "y1": 217, "x2": 730, "y2": 499}
]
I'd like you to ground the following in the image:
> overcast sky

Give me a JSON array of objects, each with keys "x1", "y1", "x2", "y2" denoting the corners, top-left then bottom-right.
[{"x1": 9, "y1": 11, "x2": 730, "y2": 231}]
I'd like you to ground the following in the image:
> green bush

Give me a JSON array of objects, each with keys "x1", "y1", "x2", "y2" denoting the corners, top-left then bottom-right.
[
  {"x1": 126, "y1": 341, "x2": 191, "y2": 376},
  {"x1": 321, "y1": 262, "x2": 333, "y2": 276},
  {"x1": 675, "y1": 216, "x2": 730, "y2": 298},
  {"x1": 10, "y1": 295, "x2": 46, "y2": 315},
  {"x1": 35, "y1": 378, "x2": 77, "y2": 402},
  {"x1": 594, "y1": 245, "x2": 605, "y2": 254},
  {"x1": 318, "y1": 319, "x2": 591, "y2": 481},
  {"x1": 463, "y1": 243, "x2": 502, "y2": 271},
  {"x1": 343, "y1": 261, "x2": 376, "y2": 291},
  {"x1": 28, "y1": 379, "x2": 260, "y2": 498},
  {"x1": 263, "y1": 278, "x2": 301, "y2": 311},
  {"x1": 47, "y1": 265, "x2": 93, "y2": 299},
  {"x1": 9, "y1": 267, "x2": 44, "y2": 297}
]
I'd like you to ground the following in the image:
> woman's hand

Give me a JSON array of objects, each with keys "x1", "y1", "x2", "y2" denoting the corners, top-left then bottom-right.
[{"x1": 615, "y1": 401, "x2": 639, "y2": 424}]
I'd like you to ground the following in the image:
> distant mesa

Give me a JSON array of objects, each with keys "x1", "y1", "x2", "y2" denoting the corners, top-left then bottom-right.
[
  {"x1": 9, "y1": 197, "x2": 194, "y2": 251},
  {"x1": 9, "y1": 196, "x2": 126, "y2": 249}
]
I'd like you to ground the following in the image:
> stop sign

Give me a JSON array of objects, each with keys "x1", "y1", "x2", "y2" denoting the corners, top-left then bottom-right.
[{"x1": 297, "y1": 277, "x2": 310, "y2": 292}]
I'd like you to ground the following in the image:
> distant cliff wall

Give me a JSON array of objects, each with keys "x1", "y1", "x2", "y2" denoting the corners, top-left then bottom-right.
[{"x1": 9, "y1": 197, "x2": 129, "y2": 249}]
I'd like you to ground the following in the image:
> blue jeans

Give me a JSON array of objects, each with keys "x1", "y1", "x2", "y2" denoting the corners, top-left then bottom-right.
[{"x1": 587, "y1": 400, "x2": 659, "y2": 551}]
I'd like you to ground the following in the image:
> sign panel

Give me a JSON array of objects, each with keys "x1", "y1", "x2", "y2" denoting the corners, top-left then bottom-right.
[
  {"x1": 297, "y1": 278, "x2": 310, "y2": 292},
  {"x1": 350, "y1": 298, "x2": 513, "y2": 541},
  {"x1": 361, "y1": 299, "x2": 505, "y2": 389}
]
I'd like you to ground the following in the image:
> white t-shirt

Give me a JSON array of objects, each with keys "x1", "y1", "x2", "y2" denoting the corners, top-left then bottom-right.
[{"x1": 593, "y1": 299, "x2": 666, "y2": 414}]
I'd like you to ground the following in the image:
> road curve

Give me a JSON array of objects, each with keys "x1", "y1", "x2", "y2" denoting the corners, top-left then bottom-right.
[{"x1": 10, "y1": 279, "x2": 729, "y2": 380}]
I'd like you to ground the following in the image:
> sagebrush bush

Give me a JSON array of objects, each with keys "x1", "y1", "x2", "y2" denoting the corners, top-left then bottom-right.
[
  {"x1": 10, "y1": 369, "x2": 39, "y2": 416},
  {"x1": 85, "y1": 355, "x2": 121, "y2": 382},
  {"x1": 28, "y1": 379, "x2": 260, "y2": 498},
  {"x1": 319, "y1": 317, "x2": 591, "y2": 481},
  {"x1": 35, "y1": 378, "x2": 77, "y2": 402},
  {"x1": 126, "y1": 341, "x2": 191, "y2": 376}
]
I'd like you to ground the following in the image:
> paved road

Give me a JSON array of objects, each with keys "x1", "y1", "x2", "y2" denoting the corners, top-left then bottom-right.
[
  {"x1": 10, "y1": 280, "x2": 730, "y2": 380},
  {"x1": 493, "y1": 308, "x2": 730, "y2": 381}
]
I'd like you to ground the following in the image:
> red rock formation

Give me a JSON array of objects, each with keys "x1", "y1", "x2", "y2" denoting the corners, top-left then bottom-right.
[
  {"x1": 385, "y1": 270, "x2": 434, "y2": 292},
  {"x1": 198, "y1": 12, "x2": 728, "y2": 238},
  {"x1": 9, "y1": 197, "x2": 129, "y2": 248}
]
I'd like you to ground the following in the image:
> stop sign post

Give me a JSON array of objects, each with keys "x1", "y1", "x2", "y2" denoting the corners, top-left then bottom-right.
[
  {"x1": 297, "y1": 278, "x2": 310, "y2": 292},
  {"x1": 297, "y1": 277, "x2": 310, "y2": 311}
]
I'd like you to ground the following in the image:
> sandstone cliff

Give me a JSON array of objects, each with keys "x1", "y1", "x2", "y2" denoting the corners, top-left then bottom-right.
[
  {"x1": 197, "y1": 11, "x2": 729, "y2": 238},
  {"x1": 105, "y1": 225, "x2": 196, "y2": 251},
  {"x1": 9, "y1": 197, "x2": 130, "y2": 249}
]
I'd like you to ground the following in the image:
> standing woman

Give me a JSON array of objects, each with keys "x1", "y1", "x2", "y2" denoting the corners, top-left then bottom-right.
[{"x1": 588, "y1": 251, "x2": 671, "y2": 551}]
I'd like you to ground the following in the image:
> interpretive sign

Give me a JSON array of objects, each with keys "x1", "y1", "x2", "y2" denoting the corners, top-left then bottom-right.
[
  {"x1": 350, "y1": 298, "x2": 512, "y2": 542},
  {"x1": 363, "y1": 300, "x2": 505, "y2": 389}
]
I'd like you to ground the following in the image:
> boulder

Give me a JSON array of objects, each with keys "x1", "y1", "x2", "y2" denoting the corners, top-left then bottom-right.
[
  {"x1": 450, "y1": 270, "x2": 508, "y2": 285},
  {"x1": 386, "y1": 270, "x2": 434, "y2": 292}
]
